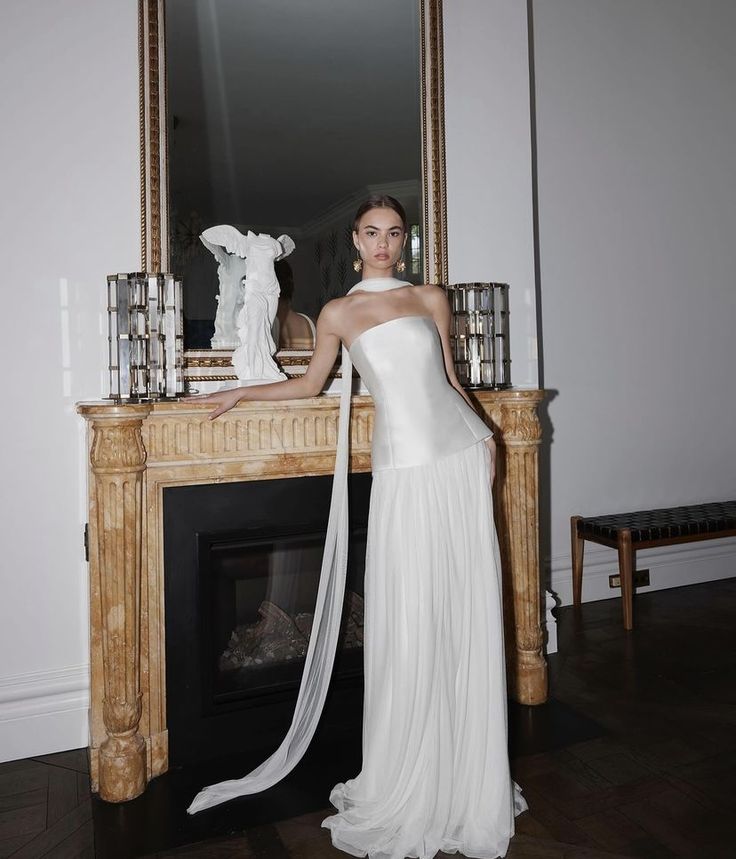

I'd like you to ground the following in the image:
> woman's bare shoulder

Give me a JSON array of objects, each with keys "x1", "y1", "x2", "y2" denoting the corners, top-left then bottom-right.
[
  {"x1": 316, "y1": 295, "x2": 355, "y2": 335},
  {"x1": 415, "y1": 283, "x2": 449, "y2": 308}
]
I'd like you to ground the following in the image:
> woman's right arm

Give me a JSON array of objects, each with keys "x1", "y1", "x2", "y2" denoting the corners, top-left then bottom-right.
[{"x1": 183, "y1": 301, "x2": 343, "y2": 419}]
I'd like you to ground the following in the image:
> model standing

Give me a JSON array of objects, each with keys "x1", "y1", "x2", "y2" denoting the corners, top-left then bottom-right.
[{"x1": 186, "y1": 195, "x2": 526, "y2": 858}]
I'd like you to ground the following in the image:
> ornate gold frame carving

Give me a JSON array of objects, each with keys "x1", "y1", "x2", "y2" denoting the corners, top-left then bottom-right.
[
  {"x1": 138, "y1": 0, "x2": 448, "y2": 282},
  {"x1": 139, "y1": 0, "x2": 168, "y2": 272},
  {"x1": 421, "y1": 0, "x2": 449, "y2": 284}
]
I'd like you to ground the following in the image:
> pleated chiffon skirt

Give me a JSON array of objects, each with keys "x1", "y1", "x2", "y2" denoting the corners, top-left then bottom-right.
[{"x1": 322, "y1": 440, "x2": 527, "y2": 859}]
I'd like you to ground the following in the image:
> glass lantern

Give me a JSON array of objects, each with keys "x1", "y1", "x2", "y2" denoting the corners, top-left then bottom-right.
[
  {"x1": 107, "y1": 273, "x2": 184, "y2": 400},
  {"x1": 445, "y1": 282, "x2": 511, "y2": 389}
]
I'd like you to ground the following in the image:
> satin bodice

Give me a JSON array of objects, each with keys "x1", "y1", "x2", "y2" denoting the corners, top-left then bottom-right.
[{"x1": 349, "y1": 315, "x2": 492, "y2": 471}]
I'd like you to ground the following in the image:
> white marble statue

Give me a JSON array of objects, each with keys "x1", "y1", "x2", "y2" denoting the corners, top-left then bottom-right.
[
  {"x1": 200, "y1": 225, "x2": 295, "y2": 384},
  {"x1": 200, "y1": 229, "x2": 247, "y2": 349}
]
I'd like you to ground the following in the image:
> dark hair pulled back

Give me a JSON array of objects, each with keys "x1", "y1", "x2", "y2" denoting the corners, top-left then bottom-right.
[
  {"x1": 353, "y1": 194, "x2": 408, "y2": 233},
  {"x1": 274, "y1": 259, "x2": 294, "y2": 302}
]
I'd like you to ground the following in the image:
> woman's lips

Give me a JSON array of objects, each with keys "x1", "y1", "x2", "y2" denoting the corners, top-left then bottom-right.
[{"x1": 375, "y1": 253, "x2": 389, "y2": 260}]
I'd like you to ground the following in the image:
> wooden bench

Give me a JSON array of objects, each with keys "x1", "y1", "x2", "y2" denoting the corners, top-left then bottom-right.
[{"x1": 571, "y1": 502, "x2": 736, "y2": 630}]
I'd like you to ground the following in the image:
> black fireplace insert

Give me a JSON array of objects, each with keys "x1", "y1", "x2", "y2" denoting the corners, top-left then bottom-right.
[{"x1": 163, "y1": 473, "x2": 372, "y2": 766}]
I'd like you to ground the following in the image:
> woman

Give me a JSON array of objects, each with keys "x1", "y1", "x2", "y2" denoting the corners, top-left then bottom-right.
[
  {"x1": 186, "y1": 195, "x2": 526, "y2": 858},
  {"x1": 274, "y1": 259, "x2": 317, "y2": 350}
]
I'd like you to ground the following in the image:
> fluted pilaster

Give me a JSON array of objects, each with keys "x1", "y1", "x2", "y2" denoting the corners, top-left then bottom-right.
[
  {"x1": 476, "y1": 390, "x2": 547, "y2": 705},
  {"x1": 80, "y1": 404, "x2": 151, "y2": 801}
]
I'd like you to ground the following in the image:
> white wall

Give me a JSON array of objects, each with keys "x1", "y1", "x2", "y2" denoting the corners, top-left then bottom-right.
[
  {"x1": 0, "y1": 0, "x2": 140, "y2": 760},
  {"x1": 3, "y1": 0, "x2": 734, "y2": 761},
  {"x1": 444, "y1": 0, "x2": 539, "y2": 389},
  {"x1": 532, "y1": 0, "x2": 736, "y2": 603}
]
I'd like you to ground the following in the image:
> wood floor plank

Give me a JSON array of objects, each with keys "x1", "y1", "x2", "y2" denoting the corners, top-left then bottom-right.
[
  {"x1": 0, "y1": 802, "x2": 46, "y2": 840},
  {"x1": 151, "y1": 835, "x2": 255, "y2": 856},
  {"x1": 31, "y1": 750, "x2": 89, "y2": 775},
  {"x1": 517, "y1": 788, "x2": 596, "y2": 847},
  {"x1": 576, "y1": 807, "x2": 659, "y2": 855},
  {"x1": 0, "y1": 833, "x2": 37, "y2": 859},
  {"x1": 75, "y1": 771, "x2": 91, "y2": 805},
  {"x1": 11, "y1": 799, "x2": 91, "y2": 859},
  {"x1": 277, "y1": 835, "x2": 347, "y2": 858},
  {"x1": 48, "y1": 764, "x2": 81, "y2": 827},
  {"x1": 619, "y1": 785, "x2": 725, "y2": 858},
  {"x1": 42, "y1": 818, "x2": 95, "y2": 859},
  {"x1": 244, "y1": 821, "x2": 291, "y2": 857},
  {"x1": 584, "y1": 752, "x2": 656, "y2": 786},
  {"x1": 0, "y1": 787, "x2": 46, "y2": 813},
  {"x1": 0, "y1": 760, "x2": 47, "y2": 776},
  {"x1": 273, "y1": 808, "x2": 329, "y2": 851},
  {"x1": 505, "y1": 832, "x2": 637, "y2": 858},
  {"x1": 0, "y1": 762, "x2": 48, "y2": 798}
]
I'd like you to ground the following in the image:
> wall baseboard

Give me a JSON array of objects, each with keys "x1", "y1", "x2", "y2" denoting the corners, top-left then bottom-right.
[
  {"x1": 544, "y1": 590, "x2": 559, "y2": 655},
  {"x1": 0, "y1": 665, "x2": 89, "y2": 763},
  {"x1": 548, "y1": 537, "x2": 736, "y2": 607}
]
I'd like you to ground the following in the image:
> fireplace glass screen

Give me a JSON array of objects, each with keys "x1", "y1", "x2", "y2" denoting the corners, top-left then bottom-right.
[{"x1": 203, "y1": 528, "x2": 366, "y2": 707}]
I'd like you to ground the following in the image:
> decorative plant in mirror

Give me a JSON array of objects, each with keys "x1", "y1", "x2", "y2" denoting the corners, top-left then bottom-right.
[{"x1": 200, "y1": 225, "x2": 296, "y2": 384}]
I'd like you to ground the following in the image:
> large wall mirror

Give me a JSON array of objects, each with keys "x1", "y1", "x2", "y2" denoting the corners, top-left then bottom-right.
[{"x1": 140, "y1": 0, "x2": 448, "y2": 356}]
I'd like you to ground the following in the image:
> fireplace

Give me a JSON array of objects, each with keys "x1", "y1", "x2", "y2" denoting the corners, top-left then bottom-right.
[
  {"x1": 163, "y1": 473, "x2": 372, "y2": 766},
  {"x1": 78, "y1": 393, "x2": 545, "y2": 802}
]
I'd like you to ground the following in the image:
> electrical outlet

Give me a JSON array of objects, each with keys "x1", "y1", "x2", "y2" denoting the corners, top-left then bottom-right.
[{"x1": 609, "y1": 569, "x2": 650, "y2": 589}]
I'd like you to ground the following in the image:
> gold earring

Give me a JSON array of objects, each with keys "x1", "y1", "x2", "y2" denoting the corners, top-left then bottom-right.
[
  {"x1": 353, "y1": 251, "x2": 363, "y2": 273},
  {"x1": 396, "y1": 256, "x2": 406, "y2": 274}
]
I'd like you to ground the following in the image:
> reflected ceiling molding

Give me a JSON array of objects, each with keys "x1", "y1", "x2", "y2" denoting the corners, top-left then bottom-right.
[
  {"x1": 298, "y1": 180, "x2": 422, "y2": 241},
  {"x1": 139, "y1": 0, "x2": 448, "y2": 281},
  {"x1": 224, "y1": 179, "x2": 422, "y2": 247}
]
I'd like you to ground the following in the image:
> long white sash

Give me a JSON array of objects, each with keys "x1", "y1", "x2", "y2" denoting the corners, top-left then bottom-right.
[{"x1": 187, "y1": 277, "x2": 407, "y2": 814}]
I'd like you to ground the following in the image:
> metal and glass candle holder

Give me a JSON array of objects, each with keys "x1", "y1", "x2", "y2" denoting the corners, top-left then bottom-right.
[
  {"x1": 107, "y1": 272, "x2": 185, "y2": 400},
  {"x1": 446, "y1": 282, "x2": 511, "y2": 389}
]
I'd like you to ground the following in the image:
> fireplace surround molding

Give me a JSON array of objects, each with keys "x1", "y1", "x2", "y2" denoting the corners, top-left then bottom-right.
[{"x1": 78, "y1": 389, "x2": 546, "y2": 802}]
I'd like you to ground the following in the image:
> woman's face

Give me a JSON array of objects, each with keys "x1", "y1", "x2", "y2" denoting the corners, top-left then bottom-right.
[{"x1": 353, "y1": 208, "x2": 406, "y2": 273}]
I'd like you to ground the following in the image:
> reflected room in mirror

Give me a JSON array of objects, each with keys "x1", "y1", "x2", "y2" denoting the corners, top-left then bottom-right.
[{"x1": 165, "y1": 0, "x2": 425, "y2": 360}]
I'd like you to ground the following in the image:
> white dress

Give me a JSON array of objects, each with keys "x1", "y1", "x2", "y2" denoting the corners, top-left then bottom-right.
[{"x1": 188, "y1": 278, "x2": 526, "y2": 859}]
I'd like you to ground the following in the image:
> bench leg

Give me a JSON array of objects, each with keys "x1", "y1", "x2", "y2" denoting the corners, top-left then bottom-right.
[
  {"x1": 571, "y1": 515, "x2": 585, "y2": 607},
  {"x1": 617, "y1": 528, "x2": 635, "y2": 631}
]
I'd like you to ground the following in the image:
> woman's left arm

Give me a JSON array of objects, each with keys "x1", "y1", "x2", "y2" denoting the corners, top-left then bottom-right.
[{"x1": 424, "y1": 285, "x2": 478, "y2": 410}]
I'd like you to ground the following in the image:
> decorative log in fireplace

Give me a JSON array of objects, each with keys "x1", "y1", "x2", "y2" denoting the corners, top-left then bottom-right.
[{"x1": 78, "y1": 390, "x2": 546, "y2": 803}]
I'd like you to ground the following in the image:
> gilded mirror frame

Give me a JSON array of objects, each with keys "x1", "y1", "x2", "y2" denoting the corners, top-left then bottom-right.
[{"x1": 139, "y1": 0, "x2": 448, "y2": 310}]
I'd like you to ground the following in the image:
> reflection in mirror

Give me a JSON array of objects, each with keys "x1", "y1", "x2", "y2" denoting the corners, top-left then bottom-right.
[{"x1": 165, "y1": 0, "x2": 424, "y2": 351}]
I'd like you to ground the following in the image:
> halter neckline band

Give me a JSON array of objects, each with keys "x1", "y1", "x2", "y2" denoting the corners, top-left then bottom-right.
[{"x1": 348, "y1": 277, "x2": 411, "y2": 293}]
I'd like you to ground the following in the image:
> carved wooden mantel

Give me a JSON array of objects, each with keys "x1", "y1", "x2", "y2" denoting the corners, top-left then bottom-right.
[{"x1": 78, "y1": 388, "x2": 546, "y2": 802}]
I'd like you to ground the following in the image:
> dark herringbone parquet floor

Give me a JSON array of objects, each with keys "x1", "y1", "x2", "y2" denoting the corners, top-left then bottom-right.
[
  {"x1": 0, "y1": 750, "x2": 92, "y2": 858},
  {"x1": 1, "y1": 577, "x2": 735, "y2": 858}
]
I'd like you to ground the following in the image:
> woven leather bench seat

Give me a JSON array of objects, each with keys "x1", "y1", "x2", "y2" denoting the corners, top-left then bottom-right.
[
  {"x1": 571, "y1": 500, "x2": 736, "y2": 631},
  {"x1": 578, "y1": 501, "x2": 736, "y2": 544}
]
